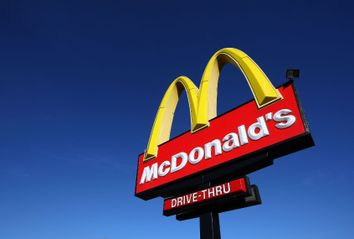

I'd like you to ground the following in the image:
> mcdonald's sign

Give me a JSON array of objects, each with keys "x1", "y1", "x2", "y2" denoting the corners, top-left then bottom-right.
[{"x1": 135, "y1": 48, "x2": 314, "y2": 200}]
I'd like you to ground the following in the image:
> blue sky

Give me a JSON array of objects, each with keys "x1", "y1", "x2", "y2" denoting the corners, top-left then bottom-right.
[{"x1": 0, "y1": 0, "x2": 354, "y2": 238}]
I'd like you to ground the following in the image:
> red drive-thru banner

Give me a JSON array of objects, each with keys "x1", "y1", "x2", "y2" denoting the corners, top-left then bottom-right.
[
  {"x1": 163, "y1": 178, "x2": 248, "y2": 216},
  {"x1": 136, "y1": 82, "x2": 312, "y2": 199}
]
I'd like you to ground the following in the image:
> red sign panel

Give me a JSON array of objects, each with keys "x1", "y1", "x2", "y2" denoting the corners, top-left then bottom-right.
[
  {"x1": 163, "y1": 178, "x2": 247, "y2": 216},
  {"x1": 136, "y1": 83, "x2": 312, "y2": 199}
]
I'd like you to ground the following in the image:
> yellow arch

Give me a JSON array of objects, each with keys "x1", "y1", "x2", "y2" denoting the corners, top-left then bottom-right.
[
  {"x1": 144, "y1": 48, "x2": 282, "y2": 161},
  {"x1": 144, "y1": 76, "x2": 200, "y2": 160}
]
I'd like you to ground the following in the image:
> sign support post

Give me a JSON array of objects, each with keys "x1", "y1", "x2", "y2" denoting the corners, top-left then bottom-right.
[{"x1": 200, "y1": 212, "x2": 221, "y2": 239}]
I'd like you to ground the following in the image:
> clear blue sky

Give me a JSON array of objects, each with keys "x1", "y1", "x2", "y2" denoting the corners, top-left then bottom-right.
[{"x1": 1, "y1": 0, "x2": 353, "y2": 238}]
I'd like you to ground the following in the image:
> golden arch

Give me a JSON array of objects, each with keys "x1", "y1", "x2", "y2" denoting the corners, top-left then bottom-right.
[{"x1": 144, "y1": 48, "x2": 282, "y2": 161}]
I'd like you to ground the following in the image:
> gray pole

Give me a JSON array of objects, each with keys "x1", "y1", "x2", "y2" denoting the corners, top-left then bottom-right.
[{"x1": 199, "y1": 211, "x2": 221, "y2": 239}]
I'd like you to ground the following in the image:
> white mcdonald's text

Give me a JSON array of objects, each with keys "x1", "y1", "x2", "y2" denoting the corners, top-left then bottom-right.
[{"x1": 140, "y1": 108, "x2": 296, "y2": 184}]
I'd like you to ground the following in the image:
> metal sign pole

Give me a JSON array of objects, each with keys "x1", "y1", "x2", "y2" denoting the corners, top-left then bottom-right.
[{"x1": 200, "y1": 211, "x2": 221, "y2": 239}]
